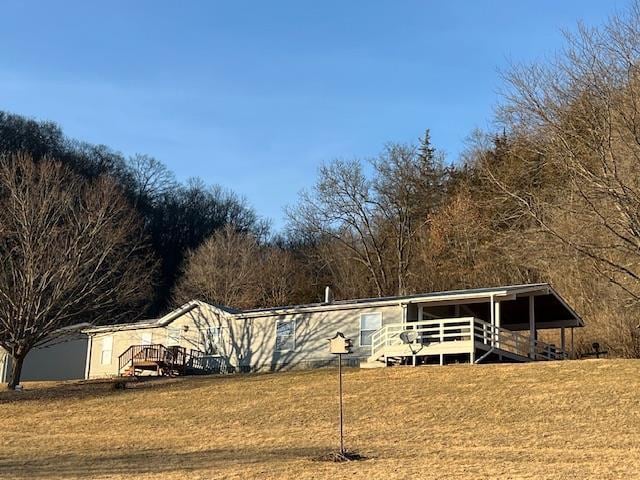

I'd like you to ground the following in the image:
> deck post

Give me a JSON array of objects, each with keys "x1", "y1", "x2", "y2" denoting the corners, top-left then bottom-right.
[
  {"x1": 570, "y1": 327, "x2": 575, "y2": 359},
  {"x1": 494, "y1": 301, "x2": 501, "y2": 349},
  {"x1": 470, "y1": 317, "x2": 476, "y2": 364},
  {"x1": 490, "y1": 295, "x2": 495, "y2": 348},
  {"x1": 439, "y1": 353, "x2": 444, "y2": 366},
  {"x1": 529, "y1": 295, "x2": 536, "y2": 360},
  {"x1": 560, "y1": 328, "x2": 566, "y2": 359}
]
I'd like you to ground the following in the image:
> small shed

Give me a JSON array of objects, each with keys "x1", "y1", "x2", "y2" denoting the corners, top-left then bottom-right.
[{"x1": 0, "y1": 323, "x2": 92, "y2": 383}]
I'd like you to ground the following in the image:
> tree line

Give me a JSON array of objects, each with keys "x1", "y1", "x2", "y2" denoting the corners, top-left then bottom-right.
[{"x1": 3, "y1": 2, "x2": 640, "y2": 388}]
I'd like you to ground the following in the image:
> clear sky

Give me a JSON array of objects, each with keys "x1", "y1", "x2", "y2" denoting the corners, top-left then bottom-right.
[{"x1": 0, "y1": 1, "x2": 624, "y2": 229}]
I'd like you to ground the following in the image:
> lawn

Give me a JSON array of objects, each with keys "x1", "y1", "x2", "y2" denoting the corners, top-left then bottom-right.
[{"x1": 0, "y1": 359, "x2": 639, "y2": 479}]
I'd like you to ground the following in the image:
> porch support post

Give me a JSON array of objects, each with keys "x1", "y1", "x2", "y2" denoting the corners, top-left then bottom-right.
[
  {"x1": 571, "y1": 327, "x2": 575, "y2": 359},
  {"x1": 401, "y1": 303, "x2": 407, "y2": 324},
  {"x1": 529, "y1": 295, "x2": 536, "y2": 360},
  {"x1": 494, "y1": 301, "x2": 501, "y2": 349},
  {"x1": 490, "y1": 295, "x2": 495, "y2": 348},
  {"x1": 560, "y1": 328, "x2": 566, "y2": 359}
]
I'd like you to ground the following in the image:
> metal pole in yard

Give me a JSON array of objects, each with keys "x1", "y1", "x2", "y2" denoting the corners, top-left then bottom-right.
[
  {"x1": 328, "y1": 332, "x2": 352, "y2": 457},
  {"x1": 338, "y1": 353, "x2": 344, "y2": 455}
]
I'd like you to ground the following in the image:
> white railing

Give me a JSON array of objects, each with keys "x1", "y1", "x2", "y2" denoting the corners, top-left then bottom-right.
[
  {"x1": 472, "y1": 318, "x2": 565, "y2": 361},
  {"x1": 370, "y1": 317, "x2": 566, "y2": 363},
  {"x1": 371, "y1": 317, "x2": 475, "y2": 360}
]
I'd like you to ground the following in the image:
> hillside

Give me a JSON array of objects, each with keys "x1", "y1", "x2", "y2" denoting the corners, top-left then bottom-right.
[{"x1": 1, "y1": 360, "x2": 639, "y2": 479}]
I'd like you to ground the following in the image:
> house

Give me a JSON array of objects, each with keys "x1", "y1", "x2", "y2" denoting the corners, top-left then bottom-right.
[
  {"x1": 83, "y1": 283, "x2": 584, "y2": 378},
  {"x1": 0, "y1": 323, "x2": 92, "y2": 383}
]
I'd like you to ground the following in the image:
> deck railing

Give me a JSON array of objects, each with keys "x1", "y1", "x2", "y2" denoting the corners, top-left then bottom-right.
[
  {"x1": 370, "y1": 317, "x2": 566, "y2": 363},
  {"x1": 118, "y1": 344, "x2": 188, "y2": 374},
  {"x1": 472, "y1": 319, "x2": 565, "y2": 361},
  {"x1": 370, "y1": 317, "x2": 474, "y2": 359}
]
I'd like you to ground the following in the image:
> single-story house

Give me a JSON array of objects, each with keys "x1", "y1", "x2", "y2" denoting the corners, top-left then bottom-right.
[
  {"x1": 0, "y1": 323, "x2": 92, "y2": 383},
  {"x1": 83, "y1": 283, "x2": 584, "y2": 378}
]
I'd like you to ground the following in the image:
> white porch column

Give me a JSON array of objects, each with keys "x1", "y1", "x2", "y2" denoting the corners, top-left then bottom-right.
[
  {"x1": 529, "y1": 295, "x2": 536, "y2": 359},
  {"x1": 401, "y1": 303, "x2": 407, "y2": 323},
  {"x1": 560, "y1": 328, "x2": 566, "y2": 358},
  {"x1": 490, "y1": 295, "x2": 495, "y2": 348},
  {"x1": 494, "y1": 300, "x2": 501, "y2": 349}
]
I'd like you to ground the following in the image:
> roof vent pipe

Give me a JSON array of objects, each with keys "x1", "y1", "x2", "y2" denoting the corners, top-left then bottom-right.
[{"x1": 324, "y1": 286, "x2": 333, "y2": 304}]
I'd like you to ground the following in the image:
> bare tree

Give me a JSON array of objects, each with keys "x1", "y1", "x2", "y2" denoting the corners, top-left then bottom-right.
[
  {"x1": 373, "y1": 139, "x2": 447, "y2": 294},
  {"x1": 0, "y1": 154, "x2": 156, "y2": 388},
  {"x1": 287, "y1": 139, "x2": 447, "y2": 297},
  {"x1": 496, "y1": 2, "x2": 640, "y2": 304},
  {"x1": 126, "y1": 154, "x2": 176, "y2": 204},
  {"x1": 173, "y1": 225, "x2": 262, "y2": 309},
  {"x1": 287, "y1": 159, "x2": 393, "y2": 297},
  {"x1": 257, "y1": 248, "x2": 303, "y2": 307},
  {"x1": 173, "y1": 225, "x2": 308, "y2": 310}
]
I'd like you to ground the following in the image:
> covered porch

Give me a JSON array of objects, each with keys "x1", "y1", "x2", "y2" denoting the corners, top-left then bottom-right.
[{"x1": 363, "y1": 284, "x2": 584, "y2": 368}]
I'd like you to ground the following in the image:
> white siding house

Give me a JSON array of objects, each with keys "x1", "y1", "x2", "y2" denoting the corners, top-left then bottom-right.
[{"x1": 83, "y1": 283, "x2": 584, "y2": 378}]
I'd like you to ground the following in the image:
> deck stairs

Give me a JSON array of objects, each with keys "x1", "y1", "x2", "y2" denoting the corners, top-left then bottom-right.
[{"x1": 118, "y1": 344, "x2": 209, "y2": 377}]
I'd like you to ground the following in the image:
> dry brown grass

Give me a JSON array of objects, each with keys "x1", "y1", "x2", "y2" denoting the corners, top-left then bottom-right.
[{"x1": 1, "y1": 359, "x2": 639, "y2": 479}]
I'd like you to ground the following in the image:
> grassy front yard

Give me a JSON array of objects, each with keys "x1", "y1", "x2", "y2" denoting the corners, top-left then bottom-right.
[{"x1": 1, "y1": 359, "x2": 639, "y2": 479}]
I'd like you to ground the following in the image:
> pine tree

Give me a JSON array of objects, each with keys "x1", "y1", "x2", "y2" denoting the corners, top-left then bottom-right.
[{"x1": 414, "y1": 128, "x2": 446, "y2": 215}]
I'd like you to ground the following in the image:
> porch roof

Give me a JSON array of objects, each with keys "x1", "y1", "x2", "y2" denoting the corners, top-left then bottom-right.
[{"x1": 411, "y1": 284, "x2": 583, "y2": 330}]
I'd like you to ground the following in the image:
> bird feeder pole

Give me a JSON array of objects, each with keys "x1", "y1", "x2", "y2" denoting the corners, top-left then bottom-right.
[
  {"x1": 328, "y1": 332, "x2": 353, "y2": 456},
  {"x1": 338, "y1": 352, "x2": 344, "y2": 454}
]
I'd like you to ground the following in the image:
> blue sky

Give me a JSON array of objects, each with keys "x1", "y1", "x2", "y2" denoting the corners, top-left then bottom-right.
[{"x1": 0, "y1": 1, "x2": 624, "y2": 229}]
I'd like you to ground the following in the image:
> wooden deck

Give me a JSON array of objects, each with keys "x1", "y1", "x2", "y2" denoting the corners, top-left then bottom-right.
[
  {"x1": 118, "y1": 344, "x2": 208, "y2": 377},
  {"x1": 362, "y1": 317, "x2": 566, "y2": 368}
]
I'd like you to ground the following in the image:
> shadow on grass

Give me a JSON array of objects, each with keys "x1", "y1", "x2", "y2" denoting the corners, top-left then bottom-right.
[
  {"x1": 0, "y1": 370, "x2": 331, "y2": 405},
  {"x1": 0, "y1": 380, "x2": 123, "y2": 404},
  {"x1": 0, "y1": 446, "x2": 331, "y2": 478},
  {"x1": 0, "y1": 374, "x2": 228, "y2": 404}
]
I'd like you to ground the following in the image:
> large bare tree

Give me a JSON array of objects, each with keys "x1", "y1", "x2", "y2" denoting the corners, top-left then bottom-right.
[
  {"x1": 0, "y1": 154, "x2": 156, "y2": 388},
  {"x1": 494, "y1": 2, "x2": 640, "y2": 306},
  {"x1": 287, "y1": 138, "x2": 447, "y2": 298},
  {"x1": 287, "y1": 159, "x2": 393, "y2": 297},
  {"x1": 173, "y1": 225, "x2": 305, "y2": 309},
  {"x1": 173, "y1": 225, "x2": 261, "y2": 308}
]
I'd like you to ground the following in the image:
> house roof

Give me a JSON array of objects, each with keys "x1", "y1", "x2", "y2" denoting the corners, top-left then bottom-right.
[
  {"x1": 243, "y1": 283, "x2": 548, "y2": 312},
  {"x1": 235, "y1": 283, "x2": 573, "y2": 317},
  {"x1": 83, "y1": 283, "x2": 583, "y2": 333},
  {"x1": 82, "y1": 301, "x2": 234, "y2": 334}
]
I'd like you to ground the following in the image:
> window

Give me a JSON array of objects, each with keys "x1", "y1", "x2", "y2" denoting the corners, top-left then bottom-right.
[
  {"x1": 141, "y1": 332, "x2": 152, "y2": 346},
  {"x1": 275, "y1": 320, "x2": 295, "y2": 352},
  {"x1": 203, "y1": 326, "x2": 222, "y2": 356},
  {"x1": 101, "y1": 336, "x2": 113, "y2": 365},
  {"x1": 360, "y1": 312, "x2": 382, "y2": 346},
  {"x1": 166, "y1": 326, "x2": 181, "y2": 346}
]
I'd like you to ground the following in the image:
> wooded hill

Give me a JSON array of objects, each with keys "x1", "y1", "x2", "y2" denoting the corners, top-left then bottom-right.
[{"x1": 2, "y1": 2, "x2": 640, "y2": 387}]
